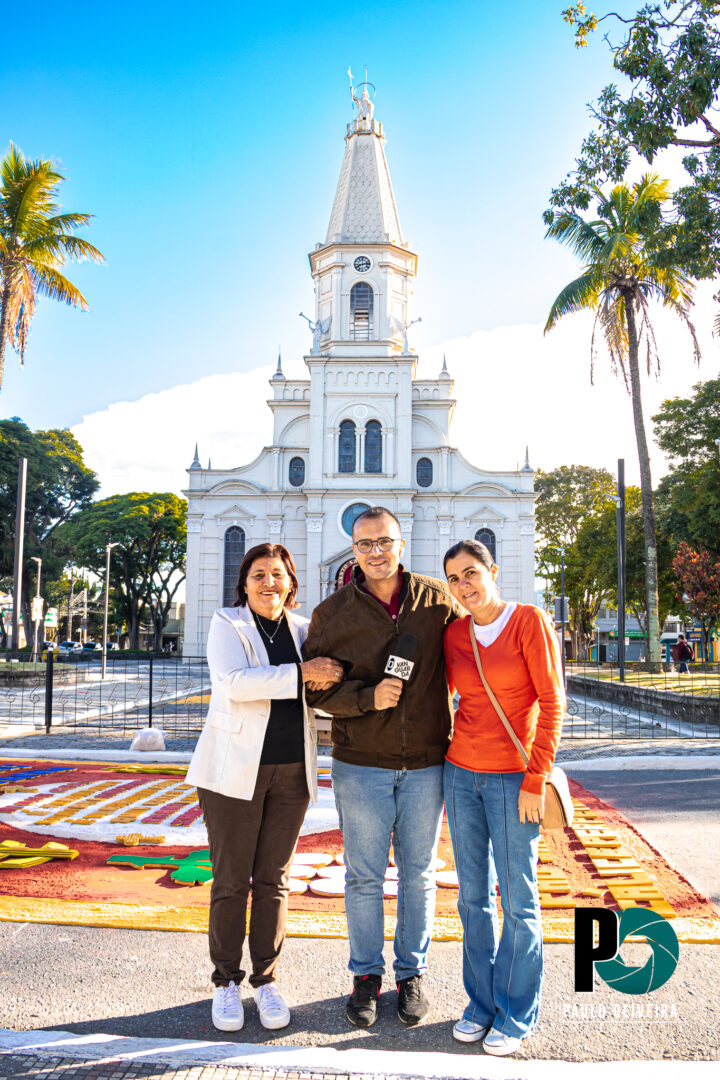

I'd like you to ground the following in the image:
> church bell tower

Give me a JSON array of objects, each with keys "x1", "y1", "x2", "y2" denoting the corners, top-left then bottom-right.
[{"x1": 304, "y1": 78, "x2": 420, "y2": 495}]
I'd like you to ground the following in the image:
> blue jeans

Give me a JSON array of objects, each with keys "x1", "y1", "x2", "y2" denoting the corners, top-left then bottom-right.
[
  {"x1": 331, "y1": 758, "x2": 445, "y2": 980},
  {"x1": 444, "y1": 761, "x2": 542, "y2": 1038}
]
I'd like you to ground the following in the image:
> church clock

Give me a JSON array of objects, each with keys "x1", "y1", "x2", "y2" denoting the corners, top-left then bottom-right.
[{"x1": 353, "y1": 255, "x2": 372, "y2": 273}]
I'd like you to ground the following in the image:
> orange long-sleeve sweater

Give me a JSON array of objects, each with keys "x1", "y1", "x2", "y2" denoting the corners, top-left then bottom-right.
[{"x1": 444, "y1": 605, "x2": 565, "y2": 795}]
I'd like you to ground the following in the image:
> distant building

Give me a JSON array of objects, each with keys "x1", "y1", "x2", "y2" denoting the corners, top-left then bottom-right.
[{"x1": 183, "y1": 87, "x2": 536, "y2": 656}]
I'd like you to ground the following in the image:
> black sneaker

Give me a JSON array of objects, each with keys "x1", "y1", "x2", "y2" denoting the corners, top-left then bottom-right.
[
  {"x1": 397, "y1": 974, "x2": 430, "y2": 1025},
  {"x1": 346, "y1": 973, "x2": 382, "y2": 1027}
]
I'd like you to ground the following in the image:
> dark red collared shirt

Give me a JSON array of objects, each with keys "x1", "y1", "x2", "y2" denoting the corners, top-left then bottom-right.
[{"x1": 357, "y1": 571, "x2": 403, "y2": 621}]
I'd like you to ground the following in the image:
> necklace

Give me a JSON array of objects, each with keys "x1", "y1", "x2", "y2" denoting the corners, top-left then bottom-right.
[{"x1": 254, "y1": 610, "x2": 284, "y2": 645}]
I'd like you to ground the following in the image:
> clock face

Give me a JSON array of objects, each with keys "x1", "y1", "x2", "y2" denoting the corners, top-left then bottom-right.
[{"x1": 353, "y1": 255, "x2": 371, "y2": 273}]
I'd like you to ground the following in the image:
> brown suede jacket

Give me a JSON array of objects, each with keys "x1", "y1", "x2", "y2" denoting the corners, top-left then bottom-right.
[{"x1": 302, "y1": 567, "x2": 462, "y2": 769}]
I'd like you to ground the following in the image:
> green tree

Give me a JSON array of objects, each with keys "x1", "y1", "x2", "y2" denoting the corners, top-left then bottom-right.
[
  {"x1": 544, "y1": 174, "x2": 700, "y2": 662},
  {"x1": 653, "y1": 377, "x2": 720, "y2": 556},
  {"x1": 0, "y1": 419, "x2": 99, "y2": 647},
  {"x1": 57, "y1": 493, "x2": 187, "y2": 650},
  {"x1": 673, "y1": 540, "x2": 720, "y2": 656},
  {"x1": 0, "y1": 143, "x2": 103, "y2": 391},
  {"x1": 535, "y1": 465, "x2": 618, "y2": 657},
  {"x1": 552, "y1": 1, "x2": 720, "y2": 322},
  {"x1": 575, "y1": 486, "x2": 676, "y2": 658}
]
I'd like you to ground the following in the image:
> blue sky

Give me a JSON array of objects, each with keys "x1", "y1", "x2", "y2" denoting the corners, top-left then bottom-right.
[{"x1": 1, "y1": 0, "x2": 629, "y2": 429}]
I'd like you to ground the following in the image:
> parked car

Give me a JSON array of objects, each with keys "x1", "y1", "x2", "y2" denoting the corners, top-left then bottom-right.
[
  {"x1": 57, "y1": 640, "x2": 83, "y2": 654},
  {"x1": 82, "y1": 642, "x2": 103, "y2": 653},
  {"x1": 42, "y1": 641, "x2": 58, "y2": 651}
]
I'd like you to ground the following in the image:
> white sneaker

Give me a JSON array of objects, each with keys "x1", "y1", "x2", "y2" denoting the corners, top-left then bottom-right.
[
  {"x1": 211, "y1": 980, "x2": 244, "y2": 1032},
  {"x1": 453, "y1": 1018, "x2": 489, "y2": 1042},
  {"x1": 255, "y1": 983, "x2": 291, "y2": 1029},
  {"x1": 483, "y1": 1028, "x2": 523, "y2": 1056}
]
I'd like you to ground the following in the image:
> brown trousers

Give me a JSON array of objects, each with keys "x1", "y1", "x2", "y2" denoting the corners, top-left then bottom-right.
[{"x1": 197, "y1": 762, "x2": 309, "y2": 988}]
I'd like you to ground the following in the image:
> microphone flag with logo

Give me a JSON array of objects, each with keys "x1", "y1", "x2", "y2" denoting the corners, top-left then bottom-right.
[{"x1": 384, "y1": 632, "x2": 418, "y2": 682}]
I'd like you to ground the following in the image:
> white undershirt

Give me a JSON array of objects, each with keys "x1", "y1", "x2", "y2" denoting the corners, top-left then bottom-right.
[{"x1": 473, "y1": 602, "x2": 518, "y2": 648}]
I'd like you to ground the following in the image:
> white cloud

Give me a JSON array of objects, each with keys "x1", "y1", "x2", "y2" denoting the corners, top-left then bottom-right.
[
  {"x1": 72, "y1": 367, "x2": 276, "y2": 496},
  {"x1": 420, "y1": 281, "x2": 719, "y2": 487},
  {"x1": 73, "y1": 284, "x2": 719, "y2": 497}
]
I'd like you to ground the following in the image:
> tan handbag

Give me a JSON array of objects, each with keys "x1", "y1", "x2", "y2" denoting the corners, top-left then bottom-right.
[{"x1": 467, "y1": 619, "x2": 574, "y2": 830}]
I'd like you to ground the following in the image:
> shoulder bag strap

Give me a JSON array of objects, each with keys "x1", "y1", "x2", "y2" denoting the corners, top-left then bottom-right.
[{"x1": 468, "y1": 616, "x2": 530, "y2": 768}]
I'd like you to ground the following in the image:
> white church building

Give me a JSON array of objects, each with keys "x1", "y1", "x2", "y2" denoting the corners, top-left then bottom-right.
[{"x1": 182, "y1": 88, "x2": 536, "y2": 656}]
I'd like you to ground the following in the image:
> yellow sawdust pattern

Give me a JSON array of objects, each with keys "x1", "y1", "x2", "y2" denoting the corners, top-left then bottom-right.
[{"x1": 0, "y1": 894, "x2": 718, "y2": 943}]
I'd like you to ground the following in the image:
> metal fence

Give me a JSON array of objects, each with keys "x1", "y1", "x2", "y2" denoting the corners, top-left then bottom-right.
[
  {"x1": 0, "y1": 654, "x2": 210, "y2": 736},
  {"x1": 1, "y1": 655, "x2": 718, "y2": 741},
  {"x1": 564, "y1": 660, "x2": 720, "y2": 739}
]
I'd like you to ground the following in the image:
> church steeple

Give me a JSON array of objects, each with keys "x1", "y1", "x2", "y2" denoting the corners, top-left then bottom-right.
[
  {"x1": 307, "y1": 75, "x2": 417, "y2": 358},
  {"x1": 325, "y1": 78, "x2": 403, "y2": 245}
]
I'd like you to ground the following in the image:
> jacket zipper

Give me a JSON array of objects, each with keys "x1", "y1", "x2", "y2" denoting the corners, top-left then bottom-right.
[
  {"x1": 354, "y1": 577, "x2": 410, "y2": 767},
  {"x1": 395, "y1": 597, "x2": 408, "y2": 768}
]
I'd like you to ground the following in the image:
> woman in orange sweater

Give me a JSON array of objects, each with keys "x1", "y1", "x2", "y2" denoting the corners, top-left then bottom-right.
[{"x1": 442, "y1": 539, "x2": 564, "y2": 1057}]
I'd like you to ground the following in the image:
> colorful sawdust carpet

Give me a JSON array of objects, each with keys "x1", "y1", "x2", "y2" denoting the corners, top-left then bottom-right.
[{"x1": 0, "y1": 756, "x2": 717, "y2": 942}]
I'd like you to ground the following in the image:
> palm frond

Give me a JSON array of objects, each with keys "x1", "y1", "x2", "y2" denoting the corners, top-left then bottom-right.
[
  {"x1": 544, "y1": 271, "x2": 602, "y2": 333},
  {"x1": 23, "y1": 234, "x2": 104, "y2": 264},
  {"x1": 632, "y1": 172, "x2": 671, "y2": 208},
  {"x1": 544, "y1": 212, "x2": 606, "y2": 263},
  {"x1": 32, "y1": 265, "x2": 88, "y2": 308},
  {"x1": 42, "y1": 212, "x2": 94, "y2": 233}
]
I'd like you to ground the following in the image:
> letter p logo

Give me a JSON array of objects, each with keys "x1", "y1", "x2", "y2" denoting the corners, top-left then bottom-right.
[
  {"x1": 574, "y1": 908, "x2": 618, "y2": 992},
  {"x1": 574, "y1": 907, "x2": 679, "y2": 994}
]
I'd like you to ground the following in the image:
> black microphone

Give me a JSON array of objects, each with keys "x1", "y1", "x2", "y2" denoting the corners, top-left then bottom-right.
[{"x1": 384, "y1": 632, "x2": 418, "y2": 683}]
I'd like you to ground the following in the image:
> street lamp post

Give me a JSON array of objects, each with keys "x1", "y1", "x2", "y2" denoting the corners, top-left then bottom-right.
[
  {"x1": 101, "y1": 542, "x2": 119, "y2": 681},
  {"x1": 30, "y1": 556, "x2": 42, "y2": 662},
  {"x1": 545, "y1": 545, "x2": 567, "y2": 690}
]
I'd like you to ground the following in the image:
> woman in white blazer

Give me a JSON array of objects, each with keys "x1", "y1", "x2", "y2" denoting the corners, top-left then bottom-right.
[{"x1": 186, "y1": 542, "x2": 342, "y2": 1034}]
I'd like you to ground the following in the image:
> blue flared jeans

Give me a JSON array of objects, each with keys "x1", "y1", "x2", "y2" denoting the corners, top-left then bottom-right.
[
  {"x1": 332, "y1": 758, "x2": 445, "y2": 980},
  {"x1": 444, "y1": 760, "x2": 543, "y2": 1038}
]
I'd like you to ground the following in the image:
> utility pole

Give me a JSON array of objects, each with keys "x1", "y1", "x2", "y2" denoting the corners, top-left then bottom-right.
[
  {"x1": 560, "y1": 546, "x2": 566, "y2": 689},
  {"x1": 11, "y1": 458, "x2": 28, "y2": 656},
  {"x1": 617, "y1": 458, "x2": 626, "y2": 683},
  {"x1": 30, "y1": 556, "x2": 42, "y2": 662},
  {"x1": 102, "y1": 542, "x2": 119, "y2": 680},
  {"x1": 67, "y1": 570, "x2": 75, "y2": 641}
]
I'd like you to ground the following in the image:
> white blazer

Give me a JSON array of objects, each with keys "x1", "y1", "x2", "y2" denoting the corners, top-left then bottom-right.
[{"x1": 185, "y1": 606, "x2": 317, "y2": 803}]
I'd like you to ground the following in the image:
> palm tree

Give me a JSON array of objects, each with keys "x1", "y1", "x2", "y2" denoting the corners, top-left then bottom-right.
[
  {"x1": 0, "y1": 143, "x2": 103, "y2": 391},
  {"x1": 545, "y1": 174, "x2": 700, "y2": 663}
]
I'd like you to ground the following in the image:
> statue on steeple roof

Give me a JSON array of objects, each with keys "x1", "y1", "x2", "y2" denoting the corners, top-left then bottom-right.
[{"x1": 348, "y1": 66, "x2": 375, "y2": 130}]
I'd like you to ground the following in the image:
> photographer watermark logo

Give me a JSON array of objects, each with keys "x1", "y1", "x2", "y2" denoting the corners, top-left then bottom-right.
[{"x1": 574, "y1": 907, "x2": 679, "y2": 994}]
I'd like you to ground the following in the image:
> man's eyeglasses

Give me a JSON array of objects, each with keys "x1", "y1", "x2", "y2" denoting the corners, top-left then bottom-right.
[{"x1": 353, "y1": 537, "x2": 401, "y2": 554}]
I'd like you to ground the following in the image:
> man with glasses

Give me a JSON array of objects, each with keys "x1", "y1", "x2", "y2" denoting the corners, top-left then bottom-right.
[{"x1": 303, "y1": 506, "x2": 460, "y2": 1028}]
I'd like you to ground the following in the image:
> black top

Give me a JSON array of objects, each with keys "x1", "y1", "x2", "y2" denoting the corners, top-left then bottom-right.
[{"x1": 252, "y1": 610, "x2": 305, "y2": 765}]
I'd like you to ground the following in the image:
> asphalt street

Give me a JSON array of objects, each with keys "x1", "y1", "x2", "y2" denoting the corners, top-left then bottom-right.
[
  {"x1": 563, "y1": 764, "x2": 720, "y2": 910},
  {"x1": 1, "y1": 923, "x2": 719, "y2": 1063}
]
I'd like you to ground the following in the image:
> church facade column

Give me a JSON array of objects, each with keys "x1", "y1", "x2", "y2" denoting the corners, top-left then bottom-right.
[
  {"x1": 439, "y1": 447, "x2": 449, "y2": 492},
  {"x1": 397, "y1": 512, "x2": 414, "y2": 569},
  {"x1": 183, "y1": 518, "x2": 203, "y2": 656},
  {"x1": 305, "y1": 513, "x2": 324, "y2": 612},
  {"x1": 383, "y1": 427, "x2": 394, "y2": 476}
]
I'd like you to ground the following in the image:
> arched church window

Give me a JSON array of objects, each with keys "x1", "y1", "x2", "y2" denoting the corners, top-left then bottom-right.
[
  {"x1": 223, "y1": 526, "x2": 246, "y2": 607},
  {"x1": 338, "y1": 420, "x2": 356, "y2": 473},
  {"x1": 341, "y1": 502, "x2": 371, "y2": 537},
  {"x1": 475, "y1": 528, "x2": 497, "y2": 563},
  {"x1": 350, "y1": 282, "x2": 374, "y2": 340},
  {"x1": 289, "y1": 457, "x2": 305, "y2": 487},
  {"x1": 416, "y1": 457, "x2": 433, "y2": 488},
  {"x1": 364, "y1": 420, "x2": 382, "y2": 473}
]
